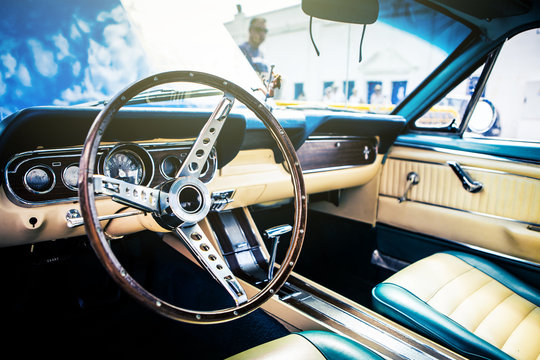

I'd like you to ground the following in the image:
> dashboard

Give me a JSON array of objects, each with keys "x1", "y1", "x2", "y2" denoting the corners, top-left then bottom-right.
[{"x1": 0, "y1": 105, "x2": 405, "y2": 246}]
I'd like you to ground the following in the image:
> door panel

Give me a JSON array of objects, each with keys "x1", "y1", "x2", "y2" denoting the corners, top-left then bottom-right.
[{"x1": 377, "y1": 145, "x2": 540, "y2": 263}]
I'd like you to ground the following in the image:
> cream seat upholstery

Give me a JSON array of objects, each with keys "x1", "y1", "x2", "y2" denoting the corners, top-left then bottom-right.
[
  {"x1": 227, "y1": 330, "x2": 384, "y2": 360},
  {"x1": 372, "y1": 251, "x2": 540, "y2": 360}
]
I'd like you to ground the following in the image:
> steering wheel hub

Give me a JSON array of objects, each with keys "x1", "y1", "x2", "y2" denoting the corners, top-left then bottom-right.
[
  {"x1": 179, "y1": 186, "x2": 203, "y2": 213},
  {"x1": 166, "y1": 177, "x2": 211, "y2": 226}
]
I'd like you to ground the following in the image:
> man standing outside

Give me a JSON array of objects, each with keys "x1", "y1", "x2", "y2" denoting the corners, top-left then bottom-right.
[{"x1": 239, "y1": 17, "x2": 269, "y2": 77}]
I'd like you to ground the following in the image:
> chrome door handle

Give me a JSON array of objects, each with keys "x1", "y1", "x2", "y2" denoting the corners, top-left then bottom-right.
[
  {"x1": 398, "y1": 172, "x2": 420, "y2": 203},
  {"x1": 447, "y1": 161, "x2": 483, "y2": 193}
]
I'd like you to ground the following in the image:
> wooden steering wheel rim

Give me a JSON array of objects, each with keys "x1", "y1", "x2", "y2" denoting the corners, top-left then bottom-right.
[{"x1": 78, "y1": 70, "x2": 307, "y2": 324}]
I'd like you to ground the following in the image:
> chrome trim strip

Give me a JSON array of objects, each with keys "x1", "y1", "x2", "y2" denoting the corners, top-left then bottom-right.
[
  {"x1": 302, "y1": 164, "x2": 366, "y2": 174},
  {"x1": 301, "y1": 296, "x2": 428, "y2": 359},
  {"x1": 282, "y1": 278, "x2": 463, "y2": 360},
  {"x1": 441, "y1": 236, "x2": 540, "y2": 269},
  {"x1": 387, "y1": 156, "x2": 540, "y2": 181},
  {"x1": 377, "y1": 222, "x2": 540, "y2": 271},
  {"x1": 306, "y1": 135, "x2": 369, "y2": 141},
  {"x1": 8, "y1": 152, "x2": 90, "y2": 174},
  {"x1": 7, "y1": 140, "x2": 194, "y2": 164},
  {"x1": 393, "y1": 142, "x2": 540, "y2": 165},
  {"x1": 379, "y1": 193, "x2": 540, "y2": 233}
]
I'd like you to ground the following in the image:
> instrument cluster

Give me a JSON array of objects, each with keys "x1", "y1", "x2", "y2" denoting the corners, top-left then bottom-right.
[{"x1": 4, "y1": 141, "x2": 217, "y2": 206}]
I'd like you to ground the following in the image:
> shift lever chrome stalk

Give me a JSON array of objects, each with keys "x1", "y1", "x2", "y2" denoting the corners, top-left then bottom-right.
[{"x1": 263, "y1": 224, "x2": 292, "y2": 281}]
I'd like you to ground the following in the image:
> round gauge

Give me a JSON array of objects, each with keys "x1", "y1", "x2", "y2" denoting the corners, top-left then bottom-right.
[
  {"x1": 199, "y1": 147, "x2": 217, "y2": 183},
  {"x1": 24, "y1": 166, "x2": 55, "y2": 194},
  {"x1": 62, "y1": 164, "x2": 79, "y2": 190},
  {"x1": 160, "y1": 156, "x2": 182, "y2": 179},
  {"x1": 103, "y1": 150, "x2": 144, "y2": 185}
]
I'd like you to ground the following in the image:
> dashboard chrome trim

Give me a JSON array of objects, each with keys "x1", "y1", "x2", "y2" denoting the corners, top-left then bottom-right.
[
  {"x1": 23, "y1": 165, "x2": 56, "y2": 195},
  {"x1": 302, "y1": 164, "x2": 367, "y2": 174},
  {"x1": 393, "y1": 141, "x2": 540, "y2": 166},
  {"x1": 100, "y1": 143, "x2": 155, "y2": 187},
  {"x1": 387, "y1": 156, "x2": 540, "y2": 181},
  {"x1": 3, "y1": 140, "x2": 203, "y2": 207},
  {"x1": 61, "y1": 163, "x2": 80, "y2": 191}
]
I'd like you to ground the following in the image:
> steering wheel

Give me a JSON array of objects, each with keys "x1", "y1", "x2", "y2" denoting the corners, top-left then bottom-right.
[{"x1": 78, "y1": 71, "x2": 307, "y2": 324}]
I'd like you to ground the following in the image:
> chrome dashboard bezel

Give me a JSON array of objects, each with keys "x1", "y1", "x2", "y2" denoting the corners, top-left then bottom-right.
[
  {"x1": 99, "y1": 143, "x2": 155, "y2": 187},
  {"x1": 61, "y1": 163, "x2": 80, "y2": 191},
  {"x1": 159, "y1": 155, "x2": 183, "y2": 180},
  {"x1": 23, "y1": 165, "x2": 56, "y2": 195},
  {"x1": 3, "y1": 140, "x2": 216, "y2": 207}
]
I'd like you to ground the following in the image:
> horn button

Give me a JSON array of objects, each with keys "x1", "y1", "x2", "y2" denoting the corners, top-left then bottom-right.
[
  {"x1": 164, "y1": 177, "x2": 212, "y2": 226},
  {"x1": 179, "y1": 186, "x2": 203, "y2": 213}
]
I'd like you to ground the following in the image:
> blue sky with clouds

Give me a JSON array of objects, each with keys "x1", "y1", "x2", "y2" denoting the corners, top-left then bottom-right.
[{"x1": 0, "y1": 0, "x2": 150, "y2": 118}]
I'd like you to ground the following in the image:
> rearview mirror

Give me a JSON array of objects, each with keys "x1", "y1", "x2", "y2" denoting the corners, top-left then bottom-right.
[{"x1": 302, "y1": 0, "x2": 379, "y2": 24}]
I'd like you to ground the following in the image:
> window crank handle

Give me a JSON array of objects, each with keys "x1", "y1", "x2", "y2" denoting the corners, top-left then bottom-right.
[{"x1": 398, "y1": 172, "x2": 419, "y2": 203}]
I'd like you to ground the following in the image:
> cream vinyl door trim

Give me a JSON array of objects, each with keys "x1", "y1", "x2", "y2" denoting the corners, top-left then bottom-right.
[
  {"x1": 379, "y1": 157, "x2": 540, "y2": 226},
  {"x1": 377, "y1": 146, "x2": 540, "y2": 263}
]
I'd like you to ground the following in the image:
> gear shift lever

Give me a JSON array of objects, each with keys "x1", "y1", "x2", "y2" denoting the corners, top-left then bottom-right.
[{"x1": 263, "y1": 224, "x2": 292, "y2": 281}]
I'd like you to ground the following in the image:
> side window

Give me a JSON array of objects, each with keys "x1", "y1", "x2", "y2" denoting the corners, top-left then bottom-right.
[
  {"x1": 415, "y1": 67, "x2": 482, "y2": 130},
  {"x1": 466, "y1": 28, "x2": 540, "y2": 142},
  {"x1": 416, "y1": 27, "x2": 540, "y2": 142}
]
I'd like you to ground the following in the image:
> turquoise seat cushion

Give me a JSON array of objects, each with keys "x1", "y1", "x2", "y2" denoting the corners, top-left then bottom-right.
[
  {"x1": 298, "y1": 330, "x2": 384, "y2": 360},
  {"x1": 372, "y1": 283, "x2": 513, "y2": 360},
  {"x1": 372, "y1": 251, "x2": 540, "y2": 360}
]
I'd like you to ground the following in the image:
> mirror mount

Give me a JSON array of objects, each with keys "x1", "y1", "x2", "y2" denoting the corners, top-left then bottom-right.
[{"x1": 302, "y1": 0, "x2": 379, "y2": 24}]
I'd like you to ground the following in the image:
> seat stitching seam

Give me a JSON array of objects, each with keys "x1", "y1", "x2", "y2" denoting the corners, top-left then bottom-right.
[
  {"x1": 448, "y1": 253, "x2": 540, "y2": 307},
  {"x1": 424, "y1": 265, "x2": 474, "y2": 302},
  {"x1": 446, "y1": 278, "x2": 497, "y2": 319},
  {"x1": 500, "y1": 305, "x2": 537, "y2": 351},
  {"x1": 469, "y1": 290, "x2": 514, "y2": 334},
  {"x1": 426, "y1": 268, "x2": 491, "y2": 316}
]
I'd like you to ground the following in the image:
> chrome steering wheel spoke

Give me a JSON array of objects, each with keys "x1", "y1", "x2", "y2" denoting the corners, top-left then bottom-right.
[
  {"x1": 174, "y1": 224, "x2": 248, "y2": 306},
  {"x1": 176, "y1": 93, "x2": 235, "y2": 179},
  {"x1": 93, "y1": 174, "x2": 161, "y2": 213}
]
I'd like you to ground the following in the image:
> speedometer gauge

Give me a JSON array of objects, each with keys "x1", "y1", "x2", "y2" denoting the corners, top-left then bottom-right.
[{"x1": 103, "y1": 150, "x2": 144, "y2": 185}]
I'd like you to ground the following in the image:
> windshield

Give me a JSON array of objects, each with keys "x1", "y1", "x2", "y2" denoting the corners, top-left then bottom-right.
[
  {"x1": 228, "y1": 0, "x2": 471, "y2": 113},
  {"x1": 1, "y1": 0, "x2": 471, "y2": 118}
]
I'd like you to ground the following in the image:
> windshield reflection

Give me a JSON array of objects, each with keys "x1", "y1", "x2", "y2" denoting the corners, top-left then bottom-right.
[{"x1": 0, "y1": 0, "x2": 149, "y2": 117}]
